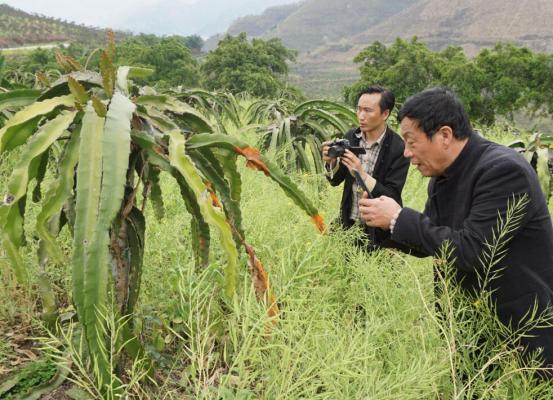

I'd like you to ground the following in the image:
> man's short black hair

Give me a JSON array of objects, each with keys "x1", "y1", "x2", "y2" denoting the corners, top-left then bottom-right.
[
  {"x1": 398, "y1": 87, "x2": 473, "y2": 139},
  {"x1": 356, "y1": 86, "x2": 395, "y2": 115}
]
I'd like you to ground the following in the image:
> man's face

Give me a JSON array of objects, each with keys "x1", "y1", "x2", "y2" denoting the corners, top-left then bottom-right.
[
  {"x1": 357, "y1": 93, "x2": 389, "y2": 135},
  {"x1": 401, "y1": 117, "x2": 449, "y2": 177}
]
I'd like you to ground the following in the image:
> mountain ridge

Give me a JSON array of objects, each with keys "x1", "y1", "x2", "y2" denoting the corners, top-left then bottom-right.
[
  {"x1": 222, "y1": 0, "x2": 553, "y2": 96},
  {"x1": 225, "y1": 0, "x2": 553, "y2": 55}
]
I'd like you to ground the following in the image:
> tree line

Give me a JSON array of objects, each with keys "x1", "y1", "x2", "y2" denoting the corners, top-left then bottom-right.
[
  {"x1": 0, "y1": 32, "x2": 298, "y2": 99},
  {"x1": 1, "y1": 33, "x2": 552, "y2": 124},
  {"x1": 346, "y1": 37, "x2": 553, "y2": 125}
]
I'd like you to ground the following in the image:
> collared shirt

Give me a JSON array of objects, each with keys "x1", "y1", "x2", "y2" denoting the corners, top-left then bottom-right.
[{"x1": 349, "y1": 128, "x2": 386, "y2": 222}]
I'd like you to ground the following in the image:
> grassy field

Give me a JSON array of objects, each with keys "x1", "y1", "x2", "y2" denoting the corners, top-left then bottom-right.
[
  {"x1": 0, "y1": 42, "x2": 69, "y2": 56},
  {"x1": 1, "y1": 123, "x2": 553, "y2": 398}
]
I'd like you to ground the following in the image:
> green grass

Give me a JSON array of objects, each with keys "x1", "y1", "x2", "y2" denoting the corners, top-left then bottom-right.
[
  {"x1": 131, "y1": 128, "x2": 553, "y2": 398},
  {"x1": 0, "y1": 43, "x2": 67, "y2": 56},
  {"x1": 1, "y1": 119, "x2": 553, "y2": 398},
  {"x1": 134, "y1": 160, "x2": 445, "y2": 398}
]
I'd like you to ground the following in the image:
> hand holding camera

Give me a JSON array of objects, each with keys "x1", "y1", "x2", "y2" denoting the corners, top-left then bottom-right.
[
  {"x1": 340, "y1": 149, "x2": 364, "y2": 175},
  {"x1": 326, "y1": 139, "x2": 366, "y2": 159},
  {"x1": 326, "y1": 139, "x2": 366, "y2": 175},
  {"x1": 321, "y1": 141, "x2": 334, "y2": 164},
  {"x1": 322, "y1": 138, "x2": 366, "y2": 169}
]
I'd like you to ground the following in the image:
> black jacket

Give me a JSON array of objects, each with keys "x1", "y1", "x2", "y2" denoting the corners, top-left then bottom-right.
[
  {"x1": 391, "y1": 133, "x2": 553, "y2": 364},
  {"x1": 326, "y1": 126, "x2": 410, "y2": 246}
]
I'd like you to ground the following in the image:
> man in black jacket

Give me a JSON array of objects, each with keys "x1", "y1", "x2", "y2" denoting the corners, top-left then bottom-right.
[
  {"x1": 322, "y1": 86, "x2": 409, "y2": 249},
  {"x1": 359, "y1": 87, "x2": 553, "y2": 368}
]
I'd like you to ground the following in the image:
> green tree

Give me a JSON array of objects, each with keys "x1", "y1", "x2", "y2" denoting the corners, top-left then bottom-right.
[
  {"x1": 202, "y1": 32, "x2": 297, "y2": 98},
  {"x1": 437, "y1": 46, "x2": 495, "y2": 125},
  {"x1": 1, "y1": 34, "x2": 203, "y2": 90},
  {"x1": 346, "y1": 37, "x2": 440, "y2": 107},
  {"x1": 117, "y1": 35, "x2": 200, "y2": 88},
  {"x1": 526, "y1": 52, "x2": 553, "y2": 116},
  {"x1": 183, "y1": 34, "x2": 204, "y2": 53},
  {"x1": 30, "y1": 48, "x2": 53, "y2": 66},
  {"x1": 468, "y1": 44, "x2": 553, "y2": 122},
  {"x1": 475, "y1": 44, "x2": 542, "y2": 119},
  {"x1": 347, "y1": 38, "x2": 553, "y2": 124}
]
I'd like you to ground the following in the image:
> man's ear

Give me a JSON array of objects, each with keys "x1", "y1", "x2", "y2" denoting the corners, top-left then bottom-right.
[
  {"x1": 439, "y1": 126, "x2": 454, "y2": 147},
  {"x1": 382, "y1": 109, "x2": 390, "y2": 121}
]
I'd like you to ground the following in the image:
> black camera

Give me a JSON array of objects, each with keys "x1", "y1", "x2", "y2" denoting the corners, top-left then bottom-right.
[{"x1": 327, "y1": 139, "x2": 366, "y2": 158}]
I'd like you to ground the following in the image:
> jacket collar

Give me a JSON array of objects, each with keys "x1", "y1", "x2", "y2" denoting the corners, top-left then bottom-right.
[{"x1": 441, "y1": 132, "x2": 484, "y2": 179}]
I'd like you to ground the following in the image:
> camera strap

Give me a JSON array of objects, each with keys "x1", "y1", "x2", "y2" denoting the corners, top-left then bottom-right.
[{"x1": 353, "y1": 170, "x2": 373, "y2": 199}]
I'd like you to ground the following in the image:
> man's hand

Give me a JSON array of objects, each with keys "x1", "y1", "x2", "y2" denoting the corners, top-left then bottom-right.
[
  {"x1": 359, "y1": 193, "x2": 401, "y2": 230},
  {"x1": 340, "y1": 149, "x2": 363, "y2": 175},
  {"x1": 322, "y1": 140, "x2": 338, "y2": 170}
]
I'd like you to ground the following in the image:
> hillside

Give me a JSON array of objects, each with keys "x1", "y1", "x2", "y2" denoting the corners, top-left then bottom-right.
[
  {"x1": 226, "y1": 0, "x2": 418, "y2": 51},
  {"x1": 223, "y1": 0, "x2": 553, "y2": 54},
  {"x1": 353, "y1": 0, "x2": 553, "y2": 55},
  {"x1": 0, "y1": 4, "x2": 129, "y2": 49},
  {"x1": 228, "y1": 3, "x2": 302, "y2": 37},
  {"x1": 220, "y1": 0, "x2": 553, "y2": 96}
]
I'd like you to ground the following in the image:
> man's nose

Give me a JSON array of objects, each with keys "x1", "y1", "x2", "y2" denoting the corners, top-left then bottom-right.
[{"x1": 403, "y1": 147, "x2": 411, "y2": 158}]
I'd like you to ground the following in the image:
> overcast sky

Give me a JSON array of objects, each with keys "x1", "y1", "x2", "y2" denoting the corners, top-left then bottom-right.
[
  {"x1": 0, "y1": 0, "x2": 196, "y2": 31},
  {"x1": 0, "y1": 0, "x2": 298, "y2": 36}
]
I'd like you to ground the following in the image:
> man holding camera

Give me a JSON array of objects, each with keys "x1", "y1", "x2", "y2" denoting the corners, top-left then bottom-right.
[
  {"x1": 322, "y1": 86, "x2": 409, "y2": 249},
  {"x1": 359, "y1": 87, "x2": 553, "y2": 368}
]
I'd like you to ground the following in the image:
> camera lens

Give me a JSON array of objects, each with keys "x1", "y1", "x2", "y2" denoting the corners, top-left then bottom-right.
[{"x1": 328, "y1": 146, "x2": 344, "y2": 158}]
